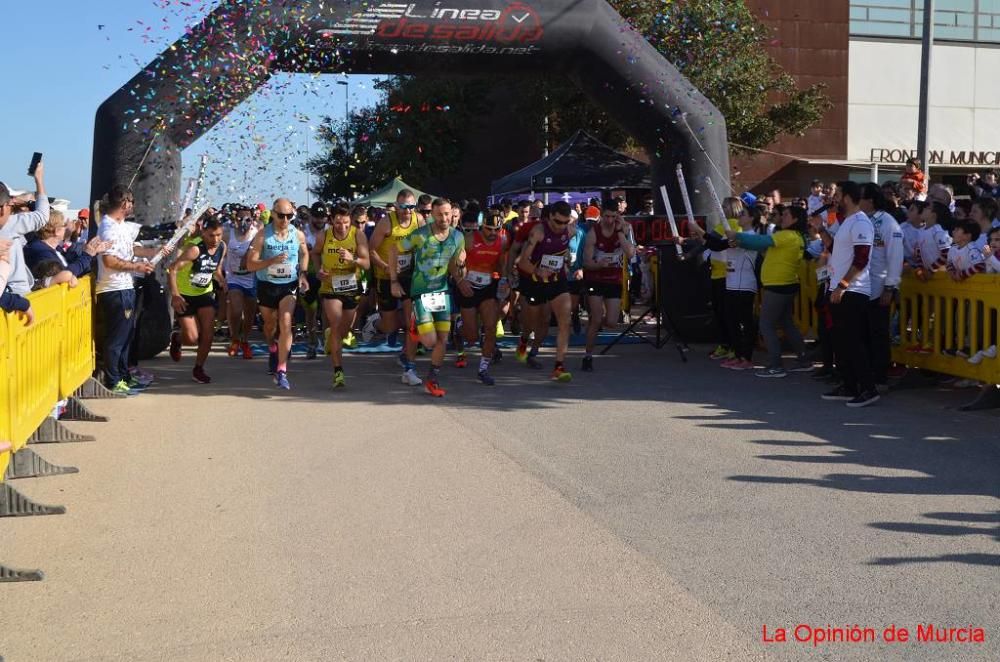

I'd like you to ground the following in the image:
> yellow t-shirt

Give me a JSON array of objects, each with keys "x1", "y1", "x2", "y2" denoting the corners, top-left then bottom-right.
[
  {"x1": 710, "y1": 219, "x2": 741, "y2": 279},
  {"x1": 761, "y1": 230, "x2": 804, "y2": 287},
  {"x1": 374, "y1": 211, "x2": 420, "y2": 280},
  {"x1": 318, "y1": 227, "x2": 360, "y2": 295}
]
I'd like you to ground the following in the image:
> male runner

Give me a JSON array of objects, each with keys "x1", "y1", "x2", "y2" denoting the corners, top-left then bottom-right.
[
  {"x1": 245, "y1": 198, "x2": 310, "y2": 390},
  {"x1": 370, "y1": 189, "x2": 424, "y2": 368},
  {"x1": 299, "y1": 202, "x2": 329, "y2": 359},
  {"x1": 168, "y1": 217, "x2": 228, "y2": 383},
  {"x1": 313, "y1": 203, "x2": 370, "y2": 388},
  {"x1": 517, "y1": 200, "x2": 575, "y2": 382},
  {"x1": 456, "y1": 209, "x2": 508, "y2": 385},
  {"x1": 582, "y1": 200, "x2": 636, "y2": 371},
  {"x1": 389, "y1": 198, "x2": 466, "y2": 396},
  {"x1": 508, "y1": 205, "x2": 549, "y2": 368},
  {"x1": 224, "y1": 207, "x2": 258, "y2": 359}
]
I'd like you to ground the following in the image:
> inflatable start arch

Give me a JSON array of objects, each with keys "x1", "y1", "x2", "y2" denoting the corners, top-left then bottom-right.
[{"x1": 91, "y1": 0, "x2": 730, "y2": 222}]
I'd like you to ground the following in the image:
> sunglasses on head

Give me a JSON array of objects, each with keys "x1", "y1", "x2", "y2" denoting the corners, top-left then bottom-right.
[{"x1": 273, "y1": 211, "x2": 295, "y2": 220}]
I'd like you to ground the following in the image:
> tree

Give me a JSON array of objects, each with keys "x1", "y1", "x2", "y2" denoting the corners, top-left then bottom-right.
[{"x1": 308, "y1": 0, "x2": 831, "y2": 197}]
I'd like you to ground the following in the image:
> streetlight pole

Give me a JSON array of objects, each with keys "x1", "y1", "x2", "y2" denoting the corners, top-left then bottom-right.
[
  {"x1": 916, "y1": 0, "x2": 935, "y2": 179},
  {"x1": 337, "y1": 80, "x2": 349, "y2": 152}
]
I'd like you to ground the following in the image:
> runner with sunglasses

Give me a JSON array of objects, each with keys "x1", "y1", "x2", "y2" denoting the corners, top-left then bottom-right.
[
  {"x1": 517, "y1": 201, "x2": 575, "y2": 382},
  {"x1": 370, "y1": 189, "x2": 424, "y2": 376},
  {"x1": 299, "y1": 202, "x2": 330, "y2": 360},
  {"x1": 389, "y1": 198, "x2": 466, "y2": 397},
  {"x1": 456, "y1": 209, "x2": 508, "y2": 385},
  {"x1": 245, "y1": 198, "x2": 310, "y2": 390}
]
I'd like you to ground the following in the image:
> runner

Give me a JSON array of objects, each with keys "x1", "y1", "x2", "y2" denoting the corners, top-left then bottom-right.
[
  {"x1": 455, "y1": 209, "x2": 508, "y2": 385},
  {"x1": 389, "y1": 198, "x2": 466, "y2": 396},
  {"x1": 508, "y1": 205, "x2": 550, "y2": 369},
  {"x1": 313, "y1": 203, "x2": 370, "y2": 388},
  {"x1": 503, "y1": 200, "x2": 531, "y2": 332},
  {"x1": 567, "y1": 212, "x2": 588, "y2": 336},
  {"x1": 516, "y1": 200, "x2": 575, "y2": 382},
  {"x1": 168, "y1": 217, "x2": 228, "y2": 383},
  {"x1": 224, "y1": 207, "x2": 259, "y2": 360},
  {"x1": 244, "y1": 198, "x2": 310, "y2": 390},
  {"x1": 299, "y1": 202, "x2": 329, "y2": 359},
  {"x1": 581, "y1": 200, "x2": 636, "y2": 371},
  {"x1": 369, "y1": 189, "x2": 424, "y2": 367}
]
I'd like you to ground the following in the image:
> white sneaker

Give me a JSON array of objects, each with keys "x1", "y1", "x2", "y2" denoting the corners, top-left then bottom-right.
[
  {"x1": 969, "y1": 351, "x2": 985, "y2": 365},
  {"x1": 401, "y1": 369, "x2": 422, "y2": 386},
  {"x1": 985, "y1": 345, "x2": 998, "y2": 359},
  {"x1": 361, "y1": 313, "x2": 380, "y2": 343}
]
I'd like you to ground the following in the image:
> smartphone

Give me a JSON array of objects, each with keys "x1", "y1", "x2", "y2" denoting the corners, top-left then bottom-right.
[{"x1": 27, "y1": 152, "x2": 42, "y2": 177}]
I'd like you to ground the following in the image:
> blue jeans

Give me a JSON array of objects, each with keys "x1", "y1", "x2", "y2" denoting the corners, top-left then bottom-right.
[{"x1": 98, "y1": 289, "x2": 137, "y2": 386}]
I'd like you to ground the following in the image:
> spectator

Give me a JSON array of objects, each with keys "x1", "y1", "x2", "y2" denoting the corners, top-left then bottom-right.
[
  {"x1": 0, "y1": 162, "x2": 49, "y2": 295},
  {"x1": 25, "y1": 210, "x2": 108, "y2": 281},
  {"x1": 729, "y1": 204, "x2": 811, "y2": 378},
  {"x1": 900, "y1": 158, "x2": 927, "y2": 196},
  {"x1": 914, "y1": 201, "x2": 953, "y2": 281},
  {"x1": 968, "y1": 171, "x2": 1000, "y2": 199},
  {"x1": 31, "y1": 258, "x2": 76, "y2": 289},
  {"x1": 984, "y1": 226, "x2": 1000, "y2": 274},
  {"x1": 900, "y1": 199, "x2": 925, "y2": 267},
  {"x1": 95, "y1": 185, "x2": 171, "y2": 395},
  {"x1": 859, "y1": 183, "x2": 904, "y2": 389},
  {"x1": 705, "y1": 197, "x2": 743, "y2": 361},
  {"x1": 0, "y1": 236, "x2": 32, "y2": 323},
  {"x1": 639, "y1": 194, "x2": 655, "y2": 216},
  {"x1": 823, "y1": 181, "x2": 878, "y2": 407},
  {"x1": 969, "y1": 198, "x2": 1000, "y2": 251},
  {"x1": 946, "y1": 221, "x2": 985, "y2": 282},
  {"x1": 807, "y1": 180, "x2": 824, "y2": 216},
  {"x1": 954, "y1": 199, "x2": 971, "y2": 222}
]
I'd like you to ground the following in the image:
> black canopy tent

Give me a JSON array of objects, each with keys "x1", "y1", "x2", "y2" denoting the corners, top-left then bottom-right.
[{"x1": 490, "y1": 130, "x2": 652, "y2": 198}]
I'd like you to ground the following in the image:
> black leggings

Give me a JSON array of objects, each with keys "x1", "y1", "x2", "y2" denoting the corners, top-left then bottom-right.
[
  {"x1": 711, "y1": 277, "x2": 730, "y2": 348},
  {"x1": 725, "y1": 290, "x2": 757, "y2": 361}
]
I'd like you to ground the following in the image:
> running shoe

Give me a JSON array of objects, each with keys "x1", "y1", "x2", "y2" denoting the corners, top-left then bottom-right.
[
  {"x1": 720, "y1": 358, "x2": 738, "y2": 369},
  {"x1": 129, "y1": 368, "x2": 155, "y2": 387},
  {"x1": 526, "y1": 354, "x2": 543, "y2": 370},
  {"x1": 306, "y1": 345, "x2": 317, "y2": 360},
  {"x1": 478, "y1": 369, "x2": 495, "y2": 386},
  {"x1": 495, "y1": 320, "x2": 505, "y2": 339},
  {"x1": 361, "y1": 314, "x2": 380, "y2": 343},
  {"x1": 821, "y1": 386, "x2": 857, "y2": 401},
  {"x1": 551, "y1": 366, "x2": 573, "y2": 382},
  {"x1": 241, "y1": 341, "x2": 253, "y2": 360},
  {"x1": 333, "y1": 371, "x2": 346, "y2": 389},
  {"x1": 729, "y1": 359, "x2": 755, "y2": 371},
  {"x1": 274, "y1": 370, "x2": 291, "y2": 390},
  {"x1": 110, "y1": 380, "x2": 136, "y2": 396},
  {"x1": 846, "y1": 390, "x2": 880, "y2": 408},
  {"x1": 789, "y1": 359, "x2": 814, "y2": 373},
  {"x1": 192, "y1": 366, "x2": 211, "y2": 384},
  {"x1": 755, "y1": 368, "x2": 787, "y2": 378},
  {"x1": 455, "y1": 353, "x2": 467, "y2": 369},
  {"x1": 343, "y1": 332, "x2": 358, "y2": 349},
  {"x1": 709, "y1": 345, "x2": 731, "y2": 360},
  {"x1": 424, "y1": 379, "x2": 446, "y2": 397},
  {"x1": 268, "y1": 349, "x2": 278, "y2": 375},
  {"x1": 516, "y1": 339, "x2": 528, "y2": 362},
  {"x1": 126, "y1": 377, "x2": 149, "y2": 391},
  {"x1": 227, "y1": 340, "x2": 239, "y2": 357},
  {"x1": 401, "y1": 369, "x2": 422, "y2": 386},
  {"x1": 169, "y1": 331, "x2": 182, "y2": 362},
  {"x1": 582, "y1": 356, "x2": 594, "y2": 372},
  {"x1": 493, "y1": 348, "x2": 503, "y2": 364}
]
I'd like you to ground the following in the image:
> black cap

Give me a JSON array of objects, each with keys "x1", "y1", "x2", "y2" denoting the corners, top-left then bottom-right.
[{"x1": 310, "y1": 201, "x2": 329, "y2": 217}]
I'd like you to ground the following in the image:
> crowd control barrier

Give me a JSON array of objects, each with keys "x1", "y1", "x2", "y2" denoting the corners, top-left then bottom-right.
[{"x1": 1, "y1": 275, "x2": 117, "y2": 582}]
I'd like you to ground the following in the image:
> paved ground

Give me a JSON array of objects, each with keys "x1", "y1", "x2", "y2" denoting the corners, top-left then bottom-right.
[{"x1": 2, "y1": 340, "x2": 998, "y2": 661}]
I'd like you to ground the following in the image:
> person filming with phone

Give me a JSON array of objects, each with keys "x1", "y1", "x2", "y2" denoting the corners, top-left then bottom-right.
[{"x1": 0, "y1": 156, "x2": 51, "y2": 325}]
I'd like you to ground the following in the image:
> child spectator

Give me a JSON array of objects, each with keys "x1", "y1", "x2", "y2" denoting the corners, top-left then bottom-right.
[
  {"x1": 900, "y1": 200, "x2": 925, "y2": 267},
  {"x1": 983, "y1": 227, "x2": 1000, "y2": 274},
  {"x1": 901, "y1": 158, "x2": 927, "y2": 196},
  {"x1": 30, "y1": 258, "x2": 77, "y2": 289},
  {"x1": 969, "y1": 198, "x2": 999, "y2": 251},
  {"x1": 946, "y1": 221, "x2": 986, "y2": 281},
  {"x1": 914, "y1": 202, "x2": 953, "y2": 279},
  {"x1": 807, "y1": 180, "x2": 825, "y2": 216}
]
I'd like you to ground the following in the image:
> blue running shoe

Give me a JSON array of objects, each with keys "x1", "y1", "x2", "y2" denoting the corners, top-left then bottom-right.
[
  {"x1": 478, "y1": 369, "x2": 495, "y2": 386},
  {"x1": 275, "y1": 370, "x2": 290, "y2": 390}
]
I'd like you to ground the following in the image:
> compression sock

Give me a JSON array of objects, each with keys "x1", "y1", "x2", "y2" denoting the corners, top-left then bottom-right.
[
  {"x1": 428, "y1": 365, "x2": 441, "y2": 380},
  {"x1": 334, "y1": 365, "x2": 343, "y2": 373},
  {"x1": 479, "y1": 357, "x2": 490, "y2": 372}
]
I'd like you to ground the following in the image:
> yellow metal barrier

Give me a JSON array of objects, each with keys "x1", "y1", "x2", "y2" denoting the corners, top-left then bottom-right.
[
  {"x1": 7, "y1": 285, "x2": 64, "y2": 454},
  {"x1": 1, "y1": 280, "x2": 97, "y2": 479},
  {"x1": 893, "y1": 272, "x2": 1000, "y2": 384},
  {"x1": 60, "y1": 276, "x2": 95, "y2": 399},
  {"x1": 793, "y1": 263, "x2": 820, "y2": 340}
]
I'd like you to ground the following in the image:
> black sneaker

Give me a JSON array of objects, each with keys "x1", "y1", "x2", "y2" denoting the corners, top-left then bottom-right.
[
  {"x1": 821, "y1": 386, "x2": 857, "y2": 401},
  {"x1": 811, "y1": 367, "x2": 835, "y2": 380},
  {"x1": 492, "y1": 348, "x2": 503, "y2": 364},
  {"x1": 582, "y1": 356, "x2": 594, "y2": 372},
  {"x1": 846, "y1": 390, "x2": 881, "y2": 408}
]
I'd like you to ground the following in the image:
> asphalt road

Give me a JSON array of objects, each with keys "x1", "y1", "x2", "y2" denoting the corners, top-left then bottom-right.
[{"x1": 2, "y1": 341, "x2": 997, "y2": 661}]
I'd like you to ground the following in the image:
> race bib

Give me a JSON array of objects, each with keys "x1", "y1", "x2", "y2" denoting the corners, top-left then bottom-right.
[
  {"x1": 189, "y1": 272, "x2": 212, "y2": 288},
  {"x1": 267, "y1": 263, "x2": 293, "y2": 279},
  {"x1": 421, "y1": 291, "x2": 447, "y2": 313},
  {"x1": 332, "y1": 273, "x2": 358, "y2": 293},
  {"x1": 596, "y1": 250, "x2": 623, "y2": 267},
  {"x1": 541, "y1": 254, "x2": 564, "y2": 271},
  {"x1": 467, "y1": 270, "x2": 492, "y2": 288},
  {"x1": 397, "y1": 253, "x2": 413, "y2": 272},
  {"x1": 816, "y1": 266, "x2": 831, "y2": 282}
]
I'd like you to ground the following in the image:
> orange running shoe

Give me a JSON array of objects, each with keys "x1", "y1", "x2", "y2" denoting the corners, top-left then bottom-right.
[
  {"x1": 241, "y1": 341, "x2": 253, "y2": 360},
  {"x1": 424, "y1": 379, "x2": 446, "y2": 397},
  {"x1": 455, "y1": 353, "x2": 467, "y2": 369},
  {"x1": 227, "y1": 340, "x2": 239, "y2": 357}
]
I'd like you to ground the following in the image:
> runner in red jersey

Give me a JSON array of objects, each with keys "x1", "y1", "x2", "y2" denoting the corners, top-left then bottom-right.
[
  {"x1": 582, "y1": 200, "x2": 636, "y2": 372},
  {"x1": 507, "y1": 207, "x2": 548, "y2": 368},
  {"x1": 455, "y1": 210, "x2": 509, "y2": 385}
]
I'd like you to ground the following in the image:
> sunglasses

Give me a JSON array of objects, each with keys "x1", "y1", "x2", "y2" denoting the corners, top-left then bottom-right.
[
  {"x1": 398, "y1": 204, "x2": 416, "y2": 210},
  {"x1": 419, "y1": 208, "x2": 433, "y2": 214},
  {"x1": 272, "y1": 211, "x2": 295, "y2": 220}
]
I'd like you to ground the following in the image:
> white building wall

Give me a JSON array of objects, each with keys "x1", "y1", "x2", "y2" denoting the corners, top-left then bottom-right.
[{"x1": 848, "y1": 38, "x2": 1000, "y2": 165}]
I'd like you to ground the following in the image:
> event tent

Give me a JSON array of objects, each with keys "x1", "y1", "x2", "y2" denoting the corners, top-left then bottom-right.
[
  {"x1": 352, "y1": 177, "x2": 431, "y2": 207},
  {"x1": 490, "y1": 130, "x2": 652, "y2": 197}
]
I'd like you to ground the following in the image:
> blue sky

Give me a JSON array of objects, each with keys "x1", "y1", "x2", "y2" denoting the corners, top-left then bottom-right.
[{"x1": 0, "y1": 1, "x2": 382, "y2": 211}]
